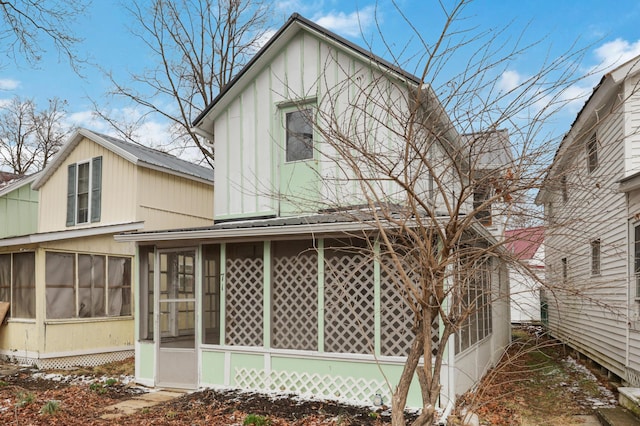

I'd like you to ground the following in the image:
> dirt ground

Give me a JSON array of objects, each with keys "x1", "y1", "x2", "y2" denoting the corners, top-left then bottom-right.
[
  {"x1": 0, "y1": 327, "x2": 620, "y2": 425},
  {"x1": 454, "y1": 325, "x2": 618, "y2": 425}
]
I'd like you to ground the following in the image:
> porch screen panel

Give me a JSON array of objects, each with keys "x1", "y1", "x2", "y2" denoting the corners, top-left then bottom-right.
[
  {"x1": 380, "y1": 256, "x2": 416, "y2": 357},
  {"x1": 272, "y1": 240, "x2": 318, "y2": 350},
  {"x1": 108, "y1": 256, "x2": 132, "y2": 316},
  {"x1": 324, "y1": 239, "x2": 374, "y2": 354},
  {"x1": 78, "y1": 254, "x2": 106, "y2": 317},
  {"x1": 0, "y1": 254, "x2": 10, "y2": 304},
  {"x1": 225, "y1": 242, "x2": 263, "y2": 347},
  {"x1": 202, "y1": 245, "x2": 221, "y2": 345},
  {"x1": 139, "y1": 246, "x2": 154, "y2": 340},
  {"x1": 12, "y1": 252, "x2": 35, "y2": 318},
  {"x1": 46, "y1": 252, "x2": 76, "y2": 319}
]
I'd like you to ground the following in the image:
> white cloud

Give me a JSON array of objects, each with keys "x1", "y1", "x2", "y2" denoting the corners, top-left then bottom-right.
[
  {"x1": 593, "y1": 38, "x2": 640, "y2": 72},
  {"x1": 497, "y1": 70, "x2": 525, "y2": 92},
  {"x1": 0, "y1": 78, "x2": 20, "y2": 90},
  {"x1": 65, "y1": 107, "x2": 204, "y2": 163},
  {"x1": 314, "y1": 5, "x2": 377, "y2": 38}
]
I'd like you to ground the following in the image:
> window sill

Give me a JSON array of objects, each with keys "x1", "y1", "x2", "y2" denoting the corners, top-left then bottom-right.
[
  {"x1": 45, "y1": 316, "x2": 133, "y2": 325},
  {"x1": 6, "y1": 318, "x2": 36, "y2": 324}
]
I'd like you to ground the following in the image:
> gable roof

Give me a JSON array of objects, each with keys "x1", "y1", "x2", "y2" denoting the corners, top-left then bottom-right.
[
  {"x1": 32, "y1": 128, "x2": 214, "y2": 190},
  {"x1": 504, "y1": 226, "x2": 544, "y2": 260},
  {"x1": 0, "y1": 172, "x2": 41, "y2": 198},
  {"x1": 536, "y1": 55, "x2": 640, "y2": 204},
  {"x1": 192, "y1": 13, "x2": 422, "y2": 133}
]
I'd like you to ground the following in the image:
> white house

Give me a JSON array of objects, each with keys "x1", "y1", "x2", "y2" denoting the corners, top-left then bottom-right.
[
  {"x1": 504, "y1": 226, "x2": 544, "y2": 324},
  {"x1": 537, "y1": 55, "x2": 640, "y2": 385},
  {"x1": 116, "y1": 13, "x2": 511, "y2": 416}
]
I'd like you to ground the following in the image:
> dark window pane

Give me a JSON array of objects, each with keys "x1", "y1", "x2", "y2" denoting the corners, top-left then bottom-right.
[{"x1": 286, "y1": 109, "x2": 313, "y2": 162}]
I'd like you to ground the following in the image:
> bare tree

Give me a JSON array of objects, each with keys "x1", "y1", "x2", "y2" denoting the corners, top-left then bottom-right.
[
  {"x1": 0, "y1": 0, "x2": 87, "y2": 69},
  {"x1": 98, "y1": 0, "x2": 271, "y2": 166},
  {"x1": 0, "y1": 96, "x2": 69, "y2": 174},
  {"x1": 270, "y1": 3, "x2": 596, "y2": 425}
]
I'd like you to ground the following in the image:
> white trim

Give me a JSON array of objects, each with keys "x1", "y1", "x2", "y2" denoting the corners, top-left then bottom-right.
[
  {"x1": 0, "y1": 221, "x2": 144, "y2": 247},
  {"x1": 224, "y1": 352, "x2": 231, "y2": 386}
]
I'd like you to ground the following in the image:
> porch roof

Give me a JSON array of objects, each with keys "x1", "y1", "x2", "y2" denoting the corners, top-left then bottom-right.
[{"x1": 115, "y1": 210, "x2": 497, "y2": 245}]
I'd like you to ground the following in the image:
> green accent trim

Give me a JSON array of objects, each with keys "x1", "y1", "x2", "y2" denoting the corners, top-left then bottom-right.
[
  {"x1": 201, "y1": 351, "x2": 225, "y2": 385},
  {"x1": 269, "y1": 64, "x2": 277, "y2": 215},
  {"x1": 220, "y1": 243, "x2": 226, "y2": 346},
  {"x1": 317, "y1": 238, "x2": 325, "y2": 352},
  {"x1": 239, "y1": 95, "x2": 244, "y2": 213},
  {"x1": 138, "y1": 342, "x2": 155, "y2": 381},
  {"x1": 225, "y1": 110, "x2": 231, "y2": 214},
  {"x1": 263, "y1": 241, "x2": 271, "y2": 349},
  {"x1": 374, "y1": 239, "x2": 381, "y2": 356},
  {"x1": 254, "y1": 80, "x2": 259, "y2": 213}
]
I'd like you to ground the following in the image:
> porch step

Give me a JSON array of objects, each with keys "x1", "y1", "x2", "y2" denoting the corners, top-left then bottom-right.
[
  {"x1": 596, "y1": 407, "x2": 640, "y2": 426},
  {"x1": 101, "y1": 389, "x2": 185, "y2": 419},
  {"x1": 596, "y1": 387, "x2": 640, "y2": 426}
]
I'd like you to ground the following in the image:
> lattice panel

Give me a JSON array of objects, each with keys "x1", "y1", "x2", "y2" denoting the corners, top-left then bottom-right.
[
  {"x1": 380, "y1": 258, "x2": 440, "y2": 357},
  {"x1": 626, "y1": 367, "x2": 640, "y2": 387},
  {"x1": 235, "y1": 367, "x2": 389, "y2": 406},
  {"x1": 225, "y1": 257, "x2": 264, "y2": 347},
  {"x1": 272, "y1": 253, "x2": 318, "y2": 350},
  {"x1": 1, "y1": 350, "x2": 134, "y2": 370},
  {"x1": 380, "y1": 261, "x2": 415, "y2": 357},
  {"x1": 324, "y1": 253, "x2": 374, "y2": 354}
]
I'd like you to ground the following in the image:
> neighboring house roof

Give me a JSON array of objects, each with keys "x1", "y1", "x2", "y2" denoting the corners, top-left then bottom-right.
[
  {"x1": 536, "y1": 55, "x2": 640, "y2": 204},
  {"x1": 504, "y1": 226, "x2": 544, "y2": 261},
  {"x1": 463, "y1": 129, "x2": 514, "y2": 170},
  {"x1": 0, "y1": 172, "x2": 41, "y2": 197},
  {"x1": 0, "y1": 171, "x2": 22, "y2": 187},
  {"x1": 32, "y1": 128, "x2": 214, "y2": 190},
  {"x1": 192, "y1": 13, "x2": 422, "y2": 131},
  {"x1": 0, "y1": 221, "x2": 144, "y2": 248}
]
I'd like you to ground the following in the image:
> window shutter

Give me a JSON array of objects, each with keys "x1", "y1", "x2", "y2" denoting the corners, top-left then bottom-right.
[
  {"x1": 66, "y1": 164, "x2": 76, "y2": 226},
  {"x1": 90, "y1": 156, "x2": 102, "y2": 223}
]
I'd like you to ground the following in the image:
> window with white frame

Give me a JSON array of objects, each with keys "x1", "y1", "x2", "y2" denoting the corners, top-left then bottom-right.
[
  {"x1": 0, "y1": 252, "x2": 35, "y2": 318},
  {"x1": 591, "y1": 239, "x2": 601, "y2": 276},
  {"x1": 456, "y1": 256, "x2": 492, "y2": 354},
  {"x1": 285, "y1": 108, "x2": 314, "y2": 162},
  {"x1": 587, "y1": 133, "x2": 598, "y2": 173},
  {"x1": 67, "y1": 156, "x2": 102, "y2": 226},
  {"x1": 45, "y1": 251, "x2": 131, "y2": 319}
]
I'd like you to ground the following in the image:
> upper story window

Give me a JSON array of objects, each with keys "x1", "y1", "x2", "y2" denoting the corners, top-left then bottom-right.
[
  {"x1": 587, "y1": 133, "x2": 598, "y2": 173},
  {"x1": 67, "y1": 156, "x2": 102, "y2": 226},
  {"x1": 473, "y1": 184, "x2": 492, "y2": 226},
  {"x1": 285, "y1": 109, "x2": 313, "y2": 162},
  {"x1": 591, "y1": 239, "x2": 601, "y2": 276},
  {"x1": 561, "y1": 175, "x2": 568, "y2": 203}
]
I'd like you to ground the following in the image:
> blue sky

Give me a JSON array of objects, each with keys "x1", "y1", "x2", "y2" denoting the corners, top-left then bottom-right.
[{"x1": 1, "y1": 0, "x2": 640, "y2": 154}]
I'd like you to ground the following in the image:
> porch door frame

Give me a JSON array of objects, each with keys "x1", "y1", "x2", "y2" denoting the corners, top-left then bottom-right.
[{"x1": 154, "y1": 247, "x2": 199, "y2": 389}]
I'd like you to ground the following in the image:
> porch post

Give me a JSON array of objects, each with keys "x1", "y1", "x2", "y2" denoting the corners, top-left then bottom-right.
[
  {"x1": 220, "y1": 243, "x2": 226, "y2": 346},
  {"x1": 263, "y1": 241, "x2": 271, "y2": 349},
  {"x1": 374, "y1": 238, "x2": 381, "y2": 356},
  {"x1": 317, "y1": 238, "x2": 325, "y2": 352}
]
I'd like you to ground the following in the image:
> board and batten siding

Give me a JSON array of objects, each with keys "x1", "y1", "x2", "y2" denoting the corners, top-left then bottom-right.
[
  {"x1": 0, "y1": 183, "x2": 38, "y2": 238},
  {"x1": 38, "y1": 137, "x2": 137, "y2": 233},
  {"x1": 136, "y1": 168, "x2": 213, "y2": 230},
  {"x1": 545, "y1": 100, "x2": 629, "y2": 377},
  {"x1": 212, "y1": 30, "x2": 435, "y2": 219}
]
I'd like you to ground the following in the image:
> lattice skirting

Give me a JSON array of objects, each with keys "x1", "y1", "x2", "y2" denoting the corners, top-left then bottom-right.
[
  {"x1": 626, "y1": 366, "x2": 640, "y2": 387},
  {"x1": 0, "y1": 350, "x2": 134, "y2": 369},
  {"x1": 235, "y1": 367, "x2": 389, "y2": 406}
]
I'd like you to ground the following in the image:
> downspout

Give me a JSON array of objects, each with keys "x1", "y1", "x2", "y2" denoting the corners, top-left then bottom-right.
[{"x1": 438, "y1": 332, "x2": 456, "y2": 425}]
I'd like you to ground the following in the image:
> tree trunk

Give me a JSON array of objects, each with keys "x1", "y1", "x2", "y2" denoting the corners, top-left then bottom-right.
[{"x1": 391, "y1": 330, "x2": 424, "y2": 426}]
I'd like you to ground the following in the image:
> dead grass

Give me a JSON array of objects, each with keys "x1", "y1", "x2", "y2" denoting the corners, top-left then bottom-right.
[{"x1": 454, "y1": 326, "x2": 616, "y2": 425}]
